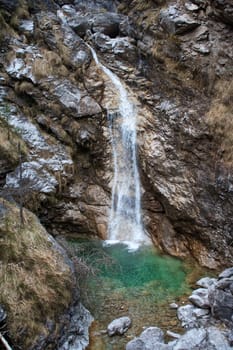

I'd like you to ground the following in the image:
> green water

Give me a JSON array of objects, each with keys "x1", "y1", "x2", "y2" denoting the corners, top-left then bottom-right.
[{"x1": 69, "y1": 239, "x2": 201, "y2": 350}]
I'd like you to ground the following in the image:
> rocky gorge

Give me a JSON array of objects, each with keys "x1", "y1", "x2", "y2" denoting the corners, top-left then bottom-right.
[{"x1": 0, "y1": 0, "x2": 233, "y2": 348}]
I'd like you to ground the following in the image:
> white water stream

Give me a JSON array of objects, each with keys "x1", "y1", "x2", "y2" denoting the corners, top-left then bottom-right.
[{"x1": 90, "y1": 48, "x2": 150, "y2": 249}]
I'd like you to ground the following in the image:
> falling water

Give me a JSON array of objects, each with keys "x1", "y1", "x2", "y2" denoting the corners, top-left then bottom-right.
[{"x1": 90, "y1": 47, "x2": 149, "y2": 249}]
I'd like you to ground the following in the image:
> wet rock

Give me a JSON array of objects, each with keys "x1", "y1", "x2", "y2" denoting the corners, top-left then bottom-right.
[
  {"x1": 160, "y1": 5, "x2": 200, "y2": 34},
  {"x1": 189, "y1": 288, "x2": 210, "y2": 308},
  {"x1": 107, "y1": 316, "x2": 131, "y2": 336}
]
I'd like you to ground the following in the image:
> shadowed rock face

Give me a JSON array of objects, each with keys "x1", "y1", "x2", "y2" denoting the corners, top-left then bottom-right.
[{"x1": 0, "y1": 0, "x2": 233, "y2": 268}]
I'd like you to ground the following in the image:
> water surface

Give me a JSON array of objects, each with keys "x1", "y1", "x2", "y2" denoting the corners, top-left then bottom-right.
[{"x1": 70, "y1": 239, "x2": 202, "y2": 350}]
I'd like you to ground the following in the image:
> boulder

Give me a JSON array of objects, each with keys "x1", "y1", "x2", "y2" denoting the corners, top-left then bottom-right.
[
  {"x1": 126, "y1": 338, "x2": 147, "y2": 350},
  {"x1": 189, "y1": 288, "x2": 210, "y2": 308},
  {"x1": 173, "y1": 328, "x2": 207, "y2": 349},
  {"x1": 160, "y1": 5, "x2": 200, "y2": 34},
  {"x1": 196, "y1": 277, "x2": 217, "y2": 289},
  {"x1": 219, "y1": 267, "x2": 233, "y2": 279},
  {"x1": 177, "y1": 304, "x2": 210, "y2": 328},
  {"x1": 107, "y1": 316, "x2": 131, "y2": 336},
  {"x1": 207, "y1": 327, "x2": 232, "y2": 350},
  {"x1": 125, "y1": 327, "x2": 171, "y2": 350},
  {"x1": 140, "y1": 327, "x2": 164, "y2": 345},
  {"x1": 208, "y1": 288, "x2": 233, "y2": 322}
]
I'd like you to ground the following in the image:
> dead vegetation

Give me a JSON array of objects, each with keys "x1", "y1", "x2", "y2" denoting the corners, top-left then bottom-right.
[
  {"x1": 0, "y1": 112, "x2": 28, "y2": 166},
  {"x1": 206, "y1": 80, "x2": 233, "y2": 163},
  {"x1": 32, "y1": 50, "x2": 68, "y2": 80},
  {"x1": 10, "y1": 0, "x2": 29, "y2": 29},
  {"x1": 0, "y1": 200, "x2": 73, "y2": 349}
]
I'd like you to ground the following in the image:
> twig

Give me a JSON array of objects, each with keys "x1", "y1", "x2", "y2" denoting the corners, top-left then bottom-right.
[{"x1": 0, "y1": 332, "x2": 13, "y2": 350}]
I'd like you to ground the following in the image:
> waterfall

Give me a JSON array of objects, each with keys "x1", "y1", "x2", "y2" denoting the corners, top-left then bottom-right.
[{"x1": 90, "y1": 47, "x2": 150, "y2": 249}]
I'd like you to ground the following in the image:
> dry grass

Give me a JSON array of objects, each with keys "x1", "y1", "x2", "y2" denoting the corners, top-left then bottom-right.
[
  {"x1": 0, "y1": 12, "x2": 16, "y2": 44},
  {"x1": 0, "y1": 199, "x2": 73, "y2": 349},
  {"x1": 0, "y1": 115, "x2": 28, "y2": 164},
  {"x1": 9, "y1": 0, "x2": 29, "y2": 29},
  {"x1": 32, "y1": 50, "x2": 68, "y2": 80},
  {"x1": 206, "y1": 80, "x2": 233, "y2": 162}
]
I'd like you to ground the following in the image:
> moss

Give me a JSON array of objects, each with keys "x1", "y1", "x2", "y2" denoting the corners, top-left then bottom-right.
[{"x1": 0, "y1": 199, "x2": 73, "y2": 349}]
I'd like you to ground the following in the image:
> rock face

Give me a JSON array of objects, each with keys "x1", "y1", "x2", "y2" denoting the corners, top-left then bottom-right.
[
  {"x1": 160, "y1": 5, "x2": 200, "y2": 34},
  {"x1": 0, "y1": 0, "x2": 233, "y2": 272}
]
